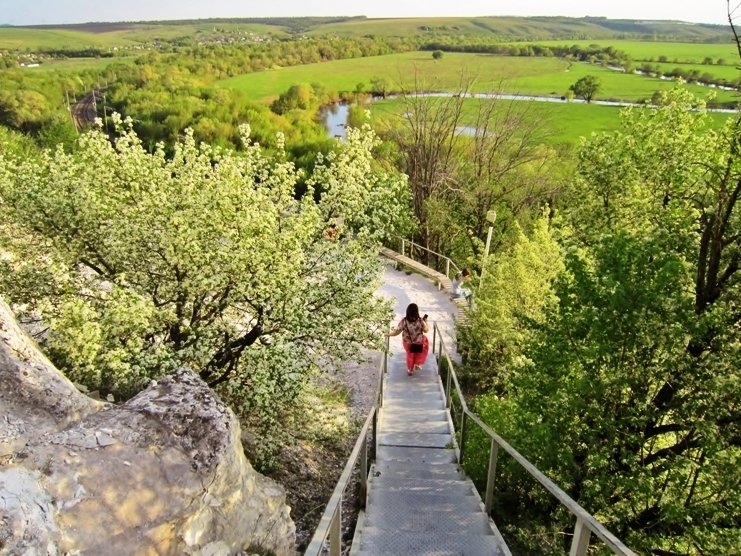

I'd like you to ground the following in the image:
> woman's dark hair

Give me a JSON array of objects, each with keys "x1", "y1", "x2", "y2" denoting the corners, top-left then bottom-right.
[
  {"x1": 462, "y1": 268, "x2": 471, "y2": 277},
  {"x1": 406, "y1": 303, "x2": 420, "y2": 322}
]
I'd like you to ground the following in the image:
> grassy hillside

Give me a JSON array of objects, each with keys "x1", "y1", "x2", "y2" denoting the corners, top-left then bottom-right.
[
  {"x1": 0, "y1": 16, "x2": 730, "y2": 52},
  {"x1": 219, "y1": 51, "x2": 738, "y2": 105},
  {"x1": 306, "y1": 16, "x2": 729, "y2": 41},
  {"x1": 0, "y1": 27, "x2": 140, "y2": 50},
  {"x1": 0, "y1": 20, "x2": 289, "y2": 51}
]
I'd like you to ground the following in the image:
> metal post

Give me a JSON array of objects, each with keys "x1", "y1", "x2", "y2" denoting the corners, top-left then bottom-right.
[
  {"x1": 446, "y1": 259, "x2": 450, "y2": 278},
  {"x1": 479, "y1": 225, "x2": 493, "y2": 290},
  {"x1": 432, "y1": 324, "x2": 437, "y2": 353},
  {"x1": 479, "y1": 210, "x2": 497, "y2": 290},
  {"x1": 329, "y1": 506, "x2": 341, "y2": 556},
  {"x1": 569, "y1": 517, "x2": 591, "y2": 556},
  {"x1": 401, "y1": 239, "x2": 406, "y2": 257},
  {"x1": 360, "y1": 432, "x2": 368, "y2": 509},
  {"x1": 371, "y1": 408, "x2": 377, "y2": 461},
  {"x1": 384, "y1": 335, "x2": 389, "y2": 373},
  {"x1": 484, "y1": 440, "x2": 500, "y2": 513},
  {"x1": 459, "y1": 412, "x2": 468, "y2": 464}
]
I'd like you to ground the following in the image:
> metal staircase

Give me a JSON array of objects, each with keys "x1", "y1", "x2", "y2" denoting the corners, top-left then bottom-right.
[
  {"x1": 350, "y1": 344, "x2": 508, "y2": 555},
  {"x1": 305, "y1": 247, "x2": 636, "y2": 556}
]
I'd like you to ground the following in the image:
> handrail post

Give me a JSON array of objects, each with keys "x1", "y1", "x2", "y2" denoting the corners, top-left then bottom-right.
[
  {"x1": 329, "y1": 506, "x2": 341, "y2": 556},
  {"x1": 372, "y1": 408, "x2": 377, "y2": 461},
  {"x1": 432, "y1": 325, "x2": 437, "y2": 354},
  {"x1": 445, "y1": 367, "x2": 452, "y2": 408},
  {"x1": 459, "y1": 412, "x2": 468, "y2": 464},
  {"x1": 570, "y1": 517, "x2": 591, "y2": 556},
  {"x1": 484, "y1": 439, "x2": 499, "y2": 514},
  {"x1": 360, "y1": 430, "x2": 368, "y2": 509},
  {"x1": 401, "y1": 238, "x2": 405, "y2": 257},
  {"x1": 446, "y1": 259, "x2": 450, "y2": 278}
]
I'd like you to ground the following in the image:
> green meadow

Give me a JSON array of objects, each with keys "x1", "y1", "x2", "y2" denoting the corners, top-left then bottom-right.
[
  {"x1": 304, "y1": 16, "x2": 727, "y2": 42},
  {"x1": 369, "y1": 97, "x2": 732, "y2": 145},
  {"x1": 219, "y1": 51, "x2": 737, "y2": 104},
  {"x1": 0, "y1": 22, "x2": 286, "y2": 51},
  {"x1": 104, "y1": 22, "x2": 288, "y2": 42},
  {"x1": 304, "y1": 16, "x2": 615, "y2": 38},
  {"x1": 530, "y1": 39, "x2": 738, "y2": 64},
  {"x1": 21, "y1": 57, "x2": 134, "y2": 73},
  {"x1": 0, "y1": 27, "x2": 140, "y2": 50}
]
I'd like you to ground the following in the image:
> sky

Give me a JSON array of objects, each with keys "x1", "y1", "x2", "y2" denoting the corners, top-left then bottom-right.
[{"x1": 0, "y1": 0, "x2": 733, "y2": 27}]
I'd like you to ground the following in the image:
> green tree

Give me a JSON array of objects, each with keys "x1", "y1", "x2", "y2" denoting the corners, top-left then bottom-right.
[
  {"x1": 0, "y1": 117, "x2": 412, "y2": 459},
  {"x1": 432, "y1": 50, "x2": 444, "y2": 60},
  {"x1": 474, "y1": 88, "x2": 740, "y2": 553},
  {"x1": 462, "y1": 214, "x2": 563, "y2": 391},
  {"x1": 386, "y1": 83, "x2": 560, "y2": 270},
  {"x1": 569, "y1": 75, "x2": 601, "y2": 103},
  {"x1": 370, "y1": 76, "x2": 390, "y2": 98}
]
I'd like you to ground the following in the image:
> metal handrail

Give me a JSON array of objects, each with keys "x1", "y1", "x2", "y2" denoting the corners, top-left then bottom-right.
[
  {"x1": 304, "y1": 338, "x2": 388, "y2": 555},
  {"x1": 395, "y1": 235, "x2": 461, "y2": 280},
  {"x1": 431, "y1": 322, "x2": 637, "y2": 556}
]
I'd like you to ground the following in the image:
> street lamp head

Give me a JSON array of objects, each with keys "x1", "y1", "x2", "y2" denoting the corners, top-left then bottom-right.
[{"x1": 486, "y1": 210, "x2": 497, "y2": 224}]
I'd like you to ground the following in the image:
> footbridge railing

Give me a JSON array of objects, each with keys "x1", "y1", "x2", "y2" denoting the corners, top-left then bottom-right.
[
  {"x1": 390, "y1": 236, "x2": 461, "y2": 280},
  {"x1": 431, "y1": 322, "x2": 636, "y2": 556},
  {"x1": 304, "y1": 339, "x2": 388, "y2": 556}
]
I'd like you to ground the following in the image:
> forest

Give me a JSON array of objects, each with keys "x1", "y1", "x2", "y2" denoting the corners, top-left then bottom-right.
[{"x1": 0, "y1": 11, "x2": 739, "y2": 555}]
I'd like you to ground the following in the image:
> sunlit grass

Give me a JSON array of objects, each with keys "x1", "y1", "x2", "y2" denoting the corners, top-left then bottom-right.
[{"x1": 220, "y1": 51, "x2": 737, "y2": 105}]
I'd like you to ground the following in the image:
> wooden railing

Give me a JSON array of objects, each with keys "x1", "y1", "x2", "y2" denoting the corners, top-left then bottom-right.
[
  {"x1": 304, "y1": 338, "x2": 388, "y2": 556},
  {"x1": 431, "y1": 322, "x2": 637, "y2": 556}
]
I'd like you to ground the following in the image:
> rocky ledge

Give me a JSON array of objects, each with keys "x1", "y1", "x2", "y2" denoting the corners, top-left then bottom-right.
[{"x1": 0, "y1": 299, "x2": 295, "y2": 555}]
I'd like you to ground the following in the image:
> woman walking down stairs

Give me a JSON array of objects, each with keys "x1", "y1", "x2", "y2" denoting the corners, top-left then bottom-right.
[{"x1": 349, "y1": 263, "x2": 510, "y2": 555}]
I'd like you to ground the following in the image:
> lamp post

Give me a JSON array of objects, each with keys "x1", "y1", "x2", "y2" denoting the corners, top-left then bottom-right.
[{"x1": 478, "y1": 210, "x2": 497, "y2": 290}]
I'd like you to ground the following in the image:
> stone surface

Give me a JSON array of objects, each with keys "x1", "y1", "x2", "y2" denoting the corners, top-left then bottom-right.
[{"x1": 0, "y1": 299, "x2": 295, "y2": 555}]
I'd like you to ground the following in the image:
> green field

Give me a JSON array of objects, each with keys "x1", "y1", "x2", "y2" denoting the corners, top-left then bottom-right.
[
  {"x1": 529, "y1": 39, "x2": 738, "y2": 64},
  {"x1": 21, "y1": 57, "x2": 134, "y2": 73},
  {"x1": 306, "y1": 16, "x2": 617, "y2": 38},
  {"x1": 104, "y1": 22, "x2": 288, "y2": 42},
  {"x1": 0, "y1": 27, "x2": 141, "y2": 50},
  {"x1": 649, "y1": 61, "x2": 739, "y2": 81},
  {"x1": 369, "y1": 97, "x2": 732, "y2": 145},
  {"x1": 305, "y1": 16, "x2": 727, "y2": 42},
  {"x1": 0, "y1": 22, "x2": 287, "y2": 51},
  {"x1": 219, "y1": 51, "x2": 738, "y2": 105},
  {"x1": 2, "y1": 17, "x2": 728, "y2": 52}
]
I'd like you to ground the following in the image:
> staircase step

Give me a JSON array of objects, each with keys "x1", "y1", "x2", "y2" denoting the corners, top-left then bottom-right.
[
  {"x1": 383, "y1": 397, "x2": 446, "y2": 410},
  {"x1": 371, "y1": 462, "x2": 465, "y2": 481},
  {"x1": 376, "y1": 446, "x2": 457, "y2": 465},
  {"x1": 354, "y1": 530, "x2": 505, "y2": 556},
  {"x1": 367, "y1": 490, "x2": 485, "y2": 514},
  {"x1": 368, "y1": 476, "x2": 478, "y2": 496},
  {"x1": 362, "y1": 508, "x2": 494, "y2": 535},
  {"x1": 379, "y1": 419, "x2": 450, "y2": 434},
  {"x1": 378, "y1": 431, "x2": 451, "y2": 449},
  {"x1": 380, "y1": 407, "x2": 448, "y2": 421}
]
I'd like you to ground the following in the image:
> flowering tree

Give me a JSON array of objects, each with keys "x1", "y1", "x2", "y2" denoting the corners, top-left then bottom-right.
[{"x1": 0, "y1": 116, "x2": 411, "y2": 448}]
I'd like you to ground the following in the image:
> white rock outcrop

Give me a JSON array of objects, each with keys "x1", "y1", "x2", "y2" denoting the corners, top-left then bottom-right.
[{"x1": 0, "y1": 299, "x2": 295, "y2": 555}]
